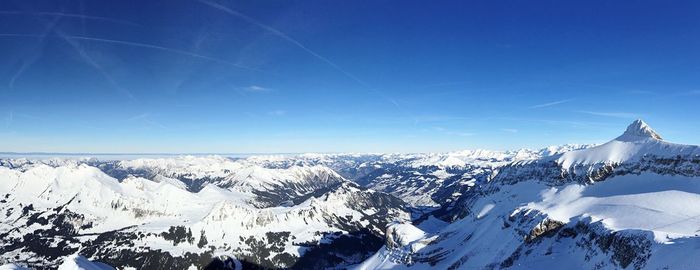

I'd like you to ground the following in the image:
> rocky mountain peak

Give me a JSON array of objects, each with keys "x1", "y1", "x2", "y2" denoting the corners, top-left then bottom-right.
[{"x1": 617, "y1": 119, "x2": 663, "y2": 141}]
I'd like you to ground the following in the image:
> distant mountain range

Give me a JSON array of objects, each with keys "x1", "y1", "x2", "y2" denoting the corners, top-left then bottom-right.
[{"x1": 2, "y1": 120, "x2": 699, "y2": 269}]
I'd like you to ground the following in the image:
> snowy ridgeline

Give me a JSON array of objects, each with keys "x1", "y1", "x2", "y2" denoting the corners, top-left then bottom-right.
[
  {"x1": 3, "y1": 120, "x2": 700, "y2": 269},
  {"x1": 357, "y1": 120, "x2": 700, "y2": 270}
]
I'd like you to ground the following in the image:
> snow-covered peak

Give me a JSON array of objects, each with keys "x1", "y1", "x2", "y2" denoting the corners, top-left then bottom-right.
[
  {"x1": 558, "y1": 120, "x2": 698, "y2": 168},
  {"x1": 617, "y1": 119, "x2": 663, "y2": 142},
  {"x1": 57, "y1": 254, "x2": 114, "y2": 270}
]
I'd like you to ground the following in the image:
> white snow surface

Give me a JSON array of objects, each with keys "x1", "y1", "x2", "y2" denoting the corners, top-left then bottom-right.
[
  {"x1": 57, "y1": 254, "x2": 114, "y2": 270},
  {"x1": 0, "y1": 159, "x2": 409, "y2": 267},
  {"x1": 0, "y1": 264, "x2": 30, "y2": 270},
  {"x1": 558, "y1": 120, "x2": 700, "y2": 168},
  {"x1": 358, "y1": 120, "x2": 700, "y2": 270},
  {"x1": 524, "y1": 173, "x2": 700, "y2": 242}
]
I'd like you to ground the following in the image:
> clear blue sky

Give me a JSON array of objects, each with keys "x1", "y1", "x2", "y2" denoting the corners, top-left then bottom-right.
[{"x1": 1, "y1": 0, "x2": 699, "y2": 153}]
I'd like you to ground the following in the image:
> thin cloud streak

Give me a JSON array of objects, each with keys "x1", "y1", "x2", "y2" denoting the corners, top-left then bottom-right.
[
  {"x1": 267, "y1": 110, "x2": 286, "y2": 116},
  {"x1": 241, "y1": 85, "x2": 272, "y2": 92},
  {"x1": 431, "y1": 126, "x2": 475, "y2": 137},
  {"x1": 577, "y1": 111, "x2": 640, "y2": 119},
  {"x1": 4, "y1": 111, "x2": 12, "y2": 129},
  {"x1": 197, "y1": 0, "x2": 369, "y2": 87},
  {"x1": 8, "y1": 16, "x2": 60, "y2": 88},
  {"x1": 491, "y1": 116, "x2": 614, "y2": 128},
  {"x1": 0, "y1": 11, "x2": 139, "y2": 26},
  {"x1": 127, "y1": 113, "x2": 167, "y2": 129},
  {"x1": 676, "y1": 90, "x2": 700, "y2": 96},
  {"x1": 529, "y1": 99, "x2": 573, "y2": 109},
  {"x1": 68, "y1": 35, "x2": 263, "y2": 72},
  {"x1": 54, "y1": 30, "x2": 136, "y2": 100},
  {"x1": 415, "y1": 81, "x2": 472, "y2": 89},
  {"x1": 127, "y1": 113, "x2": 150, "y2": 121},
  {"x1": 448, "y1": 131, "x2": 475, "y2": 137},
  {"x1": 0, "y1": 34, "x2": 263, "y2": 72},
  {"x1": 197, "y1": 0, "x2": 405, "y2": 112}
]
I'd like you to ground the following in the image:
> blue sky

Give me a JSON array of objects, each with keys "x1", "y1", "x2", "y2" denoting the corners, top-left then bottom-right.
[{"x1": 1, "y1": 0, "x2": 699, "y2": 153}]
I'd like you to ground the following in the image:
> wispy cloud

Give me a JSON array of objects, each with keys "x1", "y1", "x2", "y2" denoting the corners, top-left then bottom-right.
[
  {"x1": 0, "y1": 33, "x2": 264, "y2": 73},
  {"x1": 127, "y1": 113, "x2": 167, "y2": 129},
  {"x1": 196, "y1": 0, "x2": 406, "y2": 111},
  {"x1": 415, "y1": 81, "x2": 472, "y2": 89},
  {"x1": 8, "y1": 16, "x2": 60, "y2": 88},
  {"x1": 14, "y1": 112, "x2": 42, "y2": 120},
  {"x1": 199, "y1": 0, "x2": 420, "y2": 124},
  {"x1": 54, "y1": 30, "x2": 136, "y2": 100},
  {"x1": 267, "y1": 110, "x2": 286, "y2": 116},
  {"x1": 529, "y1": 99, "x2": 573, "y2": 109},
  {"x1": 241, "y1": 85, "x2": 273, "y2": 92},
  {"x1": 491, "y1": 116, "x2": 613, "y2": 128},
  {"x1": 626, "y1": 90, "x2": 655, "y2": 95},
  {"x1": 412, "y1": 115, "x2": 472, "y2": 124},
  {"x1": 448, "y1": 131, "x2": 475, "y2": 137},
  {"x1": 577, "y1": 111, "x2": 640, "y2": 119},
  {"x1": 4, "y1": 111, "x2": 13, "y2": 129},
  {"x1": 677, "y1": 90, "x2": 700, "y2": 96},
  {"x1": 501, "y1": 128, "x2": 518, "y2": 133},
  {"x1": 67, "y1": 35, "x2": 263, "y2": 72},
  {"x1": 0, "y1": 11, "x2": 139, "y2": 26},
  {"x1": 432, "y1": 126, "x2": 475, "y2": 137},
  {"x1": 197, "y1": 0, "x2": 367, "y2": 86},
  {"x1": 127, "y1": 113, "x2": 150, "y2": 121}
]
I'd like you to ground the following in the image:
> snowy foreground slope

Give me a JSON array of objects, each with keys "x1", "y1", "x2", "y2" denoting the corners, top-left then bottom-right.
[{"x1": 357, "y1": 120, "x2": 700, "y2": 270}]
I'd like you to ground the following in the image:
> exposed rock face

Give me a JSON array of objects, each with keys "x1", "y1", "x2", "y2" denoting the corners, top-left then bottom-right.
[{"x1": 525, "y1": 219, "x2": 565, "y2": 243}]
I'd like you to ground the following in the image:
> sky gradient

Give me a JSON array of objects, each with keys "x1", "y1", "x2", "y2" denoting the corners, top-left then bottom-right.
[{"x1": 1, "y1": 0, "x2": 699, "y2": 153}]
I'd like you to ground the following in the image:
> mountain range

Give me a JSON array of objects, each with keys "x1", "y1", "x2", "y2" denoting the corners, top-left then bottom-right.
[{"x1": 2, "y1": 120, "x2": 699, "y2": 269}]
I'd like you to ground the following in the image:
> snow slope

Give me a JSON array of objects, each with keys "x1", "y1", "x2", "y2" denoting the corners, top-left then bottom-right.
[
  {"x1": 57, "y1": 254, "x2": 114, "y2": 270},
  {"x1": 357, "y1": 120, "x2": 700, "y2": 270}
]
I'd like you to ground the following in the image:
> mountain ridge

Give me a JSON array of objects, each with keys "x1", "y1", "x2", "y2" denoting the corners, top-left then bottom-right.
[
  {"x1": 357, "y1": 119, "x2": 700, "y2": 270},
  {"x1": 3, "y1": 119, "x2": 700, "y2": 269}
]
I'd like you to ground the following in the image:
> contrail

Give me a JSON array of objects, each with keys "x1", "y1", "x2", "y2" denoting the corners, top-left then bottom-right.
[
  {"x1": 0, "y1": 33, "x2": 263, "y2": 72},
  {"x1": 4, "y1": 111, "x2": 12, "y2": 129},
  {"x1": 68, "y1": 35, "x2": 264, "y2": 72},
  {"x1": 8, "y1": 17, "x2": 60, "y2": 88},
  {"x1": 127, "y1": 113, "x2": 167, "y2": 129},
  {"x1": 197, "y1": 0, "x2": 407, "y2": 112},
  {"x1": 54, "y1": 29, "x2": 136, "y2": 100},
  {"x1": 529, "y1": 99, "x2": 574, "y2": 109},
  {"x1": 0, "y1": 11, "x2": 139, "y2": 26},
  {"x1": 196, "y1": 0, "x2": 370, "y2": 88}
]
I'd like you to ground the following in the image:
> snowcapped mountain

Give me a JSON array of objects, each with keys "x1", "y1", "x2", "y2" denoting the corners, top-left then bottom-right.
[
  {"x1": 241, "y1": 145, "x2": 592, "y2": 208},
  {"x1": 3, "y1": 119, "x2": 697, "y2": 269},
  {"x1": 557, "y1": 119, "x2": 698, "y2": 169},
  {"x1": 357, "y1": 120, "x2": 700, "y2": 269},
  {"x1": 99, "y1": 156, "x2": 348, "y2": 208},
  {"x1": 0, "y1": 159, "x2": 409, "y2": 269}
]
